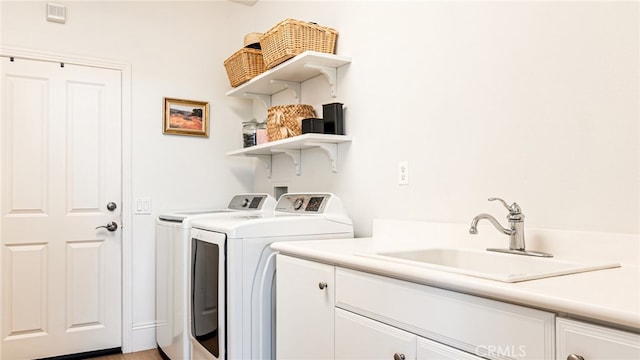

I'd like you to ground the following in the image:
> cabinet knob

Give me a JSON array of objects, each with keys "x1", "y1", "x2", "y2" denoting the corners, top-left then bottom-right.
[
  {"x1": 393, "y1": 353, "x2": 405, "y2": 360},
  {"x1": 318, "y1": 282, "x2": 328, "y2": 290},
  {"x1": 567, "y1": 354, "x2": 585, "y2": 360}
]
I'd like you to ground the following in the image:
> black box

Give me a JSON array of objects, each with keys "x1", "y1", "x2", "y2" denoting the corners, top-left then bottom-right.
[
  {"x1": 322, "y1": 102, "x2": 344, "y2": 135},
  {"x1": 302, "y1": 118, "x2": 324, "y2": 134}
]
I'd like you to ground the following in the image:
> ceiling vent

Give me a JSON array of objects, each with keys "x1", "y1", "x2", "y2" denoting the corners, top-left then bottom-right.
[{"x1": 46, "y1": 3, "x2": 66, "y2": 24}]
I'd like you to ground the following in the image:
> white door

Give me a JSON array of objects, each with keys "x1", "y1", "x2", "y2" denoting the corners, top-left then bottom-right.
[{"x1": 0, "y1": 57, "x2": 122, "y2": 359}]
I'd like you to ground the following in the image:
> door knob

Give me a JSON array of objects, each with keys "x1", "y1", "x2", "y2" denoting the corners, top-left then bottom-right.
[
  {"x1": 96, "y1": 221, "x2": 118, "y2": 232},
  {"x1": 106, "y1": 202, "x2": 117, "y2": 211}
]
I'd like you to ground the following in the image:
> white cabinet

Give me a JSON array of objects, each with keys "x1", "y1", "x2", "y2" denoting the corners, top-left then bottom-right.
[
  {"x1": 556, "y1": 318, "x2": 640, "y2": 360},
  {"x1": 275, "y1": 255, "x2": 335, "y2": 360},
  {"x1": 275, "y1": 256, "x2": 554, "y2": 360},
  {"x1": 335, "y1": 268, "x2": 556, "y2": 360},
  {"x1": 275, "y1": 255, "x2": 639, "y2": 360}
]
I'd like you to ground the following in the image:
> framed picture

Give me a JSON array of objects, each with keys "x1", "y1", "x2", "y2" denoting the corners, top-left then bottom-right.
[{"x1": 163, "y1": 97, "x2": 209, "y2": 137}]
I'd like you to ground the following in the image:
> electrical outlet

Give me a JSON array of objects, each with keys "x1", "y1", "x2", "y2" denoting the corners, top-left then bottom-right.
[{"x1": 398, "y1": 161, "x2": 409, "y2": 185}]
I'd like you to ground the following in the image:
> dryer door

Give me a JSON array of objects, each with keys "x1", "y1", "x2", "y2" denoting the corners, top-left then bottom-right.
[{"x1": 191, "y1": 230, "x2": 226, "y2": 360}]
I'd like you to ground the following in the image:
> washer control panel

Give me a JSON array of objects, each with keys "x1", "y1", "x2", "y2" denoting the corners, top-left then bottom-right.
[
  {"x1": 227, "y1": 194, "x2": 270, "y2": 210},
  {"x1": 275, "y1": 193, "x2": 331, "y2": 214}
]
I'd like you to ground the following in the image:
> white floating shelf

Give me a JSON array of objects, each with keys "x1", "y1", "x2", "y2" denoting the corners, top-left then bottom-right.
[
  {"x1": 225, "y1": 51, "x2": 352, "y2": 98},
  {"x1": 227, "y1": 134, "x2": 352, "y2": 177}
]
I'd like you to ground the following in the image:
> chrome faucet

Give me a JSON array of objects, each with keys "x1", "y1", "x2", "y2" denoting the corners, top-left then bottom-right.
[{"x1": 469, "y1": 198, "x2": 552, "y2": 257}]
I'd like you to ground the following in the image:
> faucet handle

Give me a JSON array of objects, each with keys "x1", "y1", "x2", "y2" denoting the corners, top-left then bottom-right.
[{"x1": 488, "y1": 197, "x2": 522, "y2": 214}]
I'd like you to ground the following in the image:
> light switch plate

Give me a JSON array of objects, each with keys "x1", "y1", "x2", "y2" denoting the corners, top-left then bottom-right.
[{"x1": 134, "y1": 198, "x2": 152, "y2": 215}]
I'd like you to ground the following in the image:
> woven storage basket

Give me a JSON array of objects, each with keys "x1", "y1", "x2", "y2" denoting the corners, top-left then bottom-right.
[
  {"x1": 267, "y1": 104, "x2": 315, "y2": 141},
  {"x1": 259, "y1": 19, "x2": 338, "y2": 69},
  {"x1": 223, "y1": 47, "x2": 266, "y2": 87}
]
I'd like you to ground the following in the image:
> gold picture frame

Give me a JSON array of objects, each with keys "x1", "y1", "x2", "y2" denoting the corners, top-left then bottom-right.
[{"x1": 163, "y1": 97, "x2": 209, "y2": 137}]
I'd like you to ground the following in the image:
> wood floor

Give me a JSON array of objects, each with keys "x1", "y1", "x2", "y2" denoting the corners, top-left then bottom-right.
[{"x1": 87, "y1": 349, "x2": 163, "y2": 360}]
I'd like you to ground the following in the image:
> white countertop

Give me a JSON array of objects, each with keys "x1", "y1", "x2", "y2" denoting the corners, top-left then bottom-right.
[{"x1": 271, "y1": 220, "x2": 640, "y2": 331}]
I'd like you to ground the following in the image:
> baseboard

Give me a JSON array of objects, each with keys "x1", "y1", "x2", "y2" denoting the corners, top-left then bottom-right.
[
  {"x1": 128, "y1": 322, "x2": 157, "y2": 353},
  {"x1": 37, "y1": 348, "x2": 121, "y2": 360}
]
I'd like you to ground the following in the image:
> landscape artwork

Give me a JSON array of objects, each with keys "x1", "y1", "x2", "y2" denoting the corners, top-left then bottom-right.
[{"x1": 163, "y1": 97, "x2": 209, "y2": 137}]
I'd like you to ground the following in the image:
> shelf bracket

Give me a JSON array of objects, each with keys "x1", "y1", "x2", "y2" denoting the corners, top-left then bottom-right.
[
  {"x1": 305, "y1": 142, "x2": 338, "y2": 172},
  {"x1": 270, "y1": 80, "x2": 301, "y2": 102},
  {"x1": 271, "y1": 149, "x2": 301, "y2": 176},
  {"x1": 303, "y1": 64, "x2": 337, "y2": 98},
  {"x1": 243, "y1": 92, "x2": 271, "y2": 108},
  {"x1": 249, "y1": 154, "x2": 272, "y2": 178}
]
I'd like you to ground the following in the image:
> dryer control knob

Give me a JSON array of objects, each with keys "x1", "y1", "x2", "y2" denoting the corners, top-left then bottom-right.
[{"x1": 293, "y1": 198, "x2": 304, "y2": 210}]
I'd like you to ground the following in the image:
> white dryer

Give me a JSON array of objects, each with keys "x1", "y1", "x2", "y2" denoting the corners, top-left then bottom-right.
[
  {"x1": 189, "y1": 193, "x2": 353, "y2": 360},
  {"x1": 155, "y1": 193, "x2": 276, "y2": 360}
]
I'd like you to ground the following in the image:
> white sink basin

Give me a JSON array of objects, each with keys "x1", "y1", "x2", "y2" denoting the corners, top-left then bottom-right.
[{"x1": 359, "y1": 248, "x2": 620, "y2": 282}]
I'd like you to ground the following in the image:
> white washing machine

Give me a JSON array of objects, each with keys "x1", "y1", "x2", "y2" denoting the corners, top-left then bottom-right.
[
  {"x1": 156, "y1": 193, "x2": 276, "y2": 360},
  {"x1": 188, "y1": 193, "x2": 353, "y2": 360}
]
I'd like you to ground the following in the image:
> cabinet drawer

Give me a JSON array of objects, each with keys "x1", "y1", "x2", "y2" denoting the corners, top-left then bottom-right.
[
  {"x1": 336, "y1": 308, "x2": 416, "y2": 360},
  {"x1": 335, "y1": 268, "x2": 555, "y2": 359},
  {"x1": 556, "y1": 318, "x2": 640, "y2": 360},
  {"x1": 418, "y1": 337, "x2": 484, "y2": 360}
]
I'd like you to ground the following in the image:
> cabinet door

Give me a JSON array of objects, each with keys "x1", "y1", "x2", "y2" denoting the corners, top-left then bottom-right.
[
  {"x1": 417, "y1": 337, "x2": 484, "y2": 360},
  {"x1": 275, "y1": 255, "x2": 335, "y2": 360},
  {"x1": 557, "y1": 318, "x2": 640, "y2": 360},
  {"x1": 335, "y1": 308, "x2": 416, "y2": 360}
]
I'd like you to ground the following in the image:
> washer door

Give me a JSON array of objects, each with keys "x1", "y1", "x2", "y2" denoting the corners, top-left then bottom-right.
[{"x1": 191, "y1": 231, "x2": 226, "y2": 359}]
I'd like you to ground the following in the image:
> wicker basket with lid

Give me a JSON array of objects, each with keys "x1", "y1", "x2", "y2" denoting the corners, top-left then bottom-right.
[{"x1": 259, "y1": 19, "x2": 338, "y2": 69}]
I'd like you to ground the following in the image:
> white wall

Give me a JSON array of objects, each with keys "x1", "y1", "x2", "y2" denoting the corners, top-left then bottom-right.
[
  {"x1": 1, "y1": 0, "x2": 638, "y2": 352},
  {"x1": 240, "y1": 1, "x2": 639, "y2": 237}
]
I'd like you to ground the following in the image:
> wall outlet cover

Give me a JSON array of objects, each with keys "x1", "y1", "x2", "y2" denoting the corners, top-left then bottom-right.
[{"x1": 398, "y1": 161, "x2": 409, "y2": 185}]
